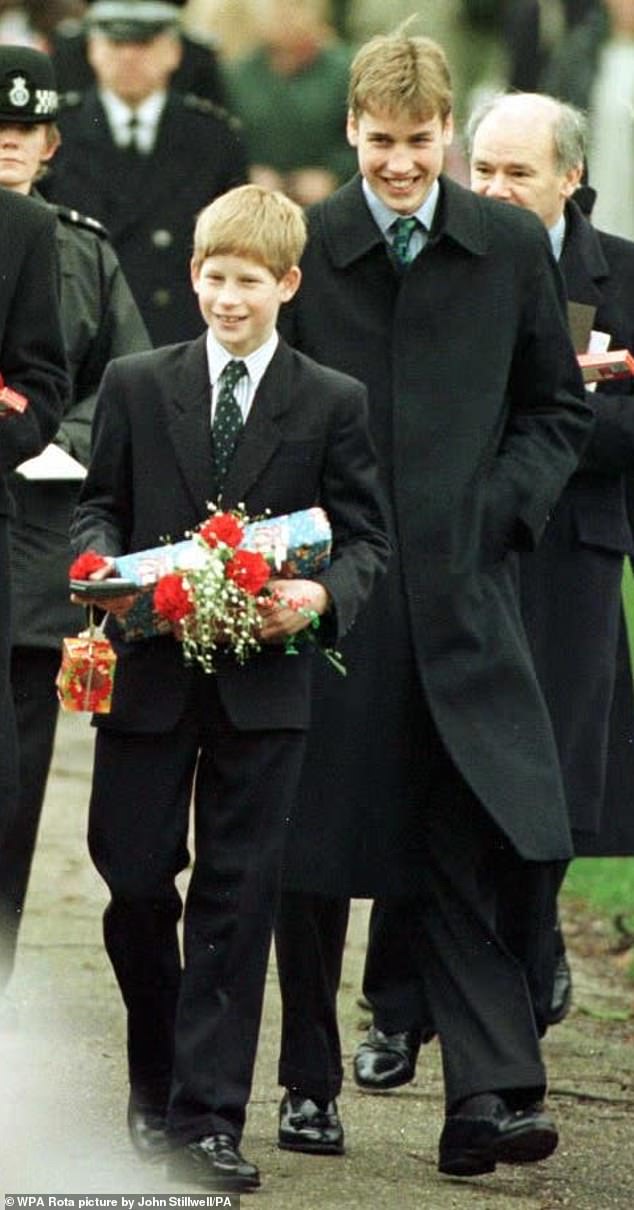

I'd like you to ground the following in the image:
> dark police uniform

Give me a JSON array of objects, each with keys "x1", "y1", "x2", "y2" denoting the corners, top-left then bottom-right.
[
  {"x1": 0, "y1": 42, "x2": 150, "y2": 990},
  {"x1": 43, "y1": 89, "x2": 248, "y2": 346},
  {"x1": 1, "y1": 202, "x2": 151, "y2": 990}
]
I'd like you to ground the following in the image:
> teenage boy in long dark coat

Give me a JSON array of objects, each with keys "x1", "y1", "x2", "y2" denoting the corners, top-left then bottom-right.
[{"x1": 273, "y1": 29, "x2": 593, "y2": 1179}]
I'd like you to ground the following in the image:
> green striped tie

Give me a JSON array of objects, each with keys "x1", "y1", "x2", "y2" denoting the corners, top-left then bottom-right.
[{"x1": 391, "y1": 216, "x2": 419, "y2": 266}]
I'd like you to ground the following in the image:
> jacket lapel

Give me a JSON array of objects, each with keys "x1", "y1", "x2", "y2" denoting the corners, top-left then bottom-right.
[
  {"x1": 165, "y1": 335, "x2": 215, "y2": 515},
  {"x1": 560, "y1": 200, "x2": 607, "y2": 309}
]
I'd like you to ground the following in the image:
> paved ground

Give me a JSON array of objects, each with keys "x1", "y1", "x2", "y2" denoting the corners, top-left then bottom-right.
[{"x1": 1, "y1": 711, "x2": 633, "y2": 1208}]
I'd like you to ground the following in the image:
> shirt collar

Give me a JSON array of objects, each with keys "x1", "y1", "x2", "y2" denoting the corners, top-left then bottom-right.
[
  {"x1": 362, "y1": 177, "x2": 440, "y2": 237},
  {"x1": 206, "y1": 329, "x2": 279, "y2": 391},
  {"x1": 548, "y1": 212, "x2": 567, "y2": 262},
  {"x1": 99, "y1": 88, "x2": 167, "y2": 134}
]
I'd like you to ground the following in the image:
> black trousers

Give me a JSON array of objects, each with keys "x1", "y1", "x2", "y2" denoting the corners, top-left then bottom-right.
[
  {"x1": 0, "y1": 518, "x2": 18, "y2": 850},
  {"x1": 0, "y1": 646, "x2": 60, "y2": 988},
  {"x1": 88, "y1": 673, "x2": 306, "y2": 1144},
  {"x1": 277, "y1": 726, "x2": 548, "y2": 1112}
]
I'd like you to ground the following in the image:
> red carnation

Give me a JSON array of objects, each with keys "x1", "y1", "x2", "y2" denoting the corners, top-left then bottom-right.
[
  {"x1": 199, "y1": 513, "x2": 244, "y2": 549},
  {"x1": 153, "y1": 573, "x2": 194, "y2": 623},
  {"x1": 225, "y1": 550, "x2": 270, "y2": 596},
  {"x1": 68, "y1": 550, "x2": 109, "y2": 580}
]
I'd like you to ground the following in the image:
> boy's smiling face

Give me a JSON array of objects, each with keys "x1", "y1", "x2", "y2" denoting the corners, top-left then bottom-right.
[{"x1": 191, "y1": 253, "x2": 301, "y2": 357}]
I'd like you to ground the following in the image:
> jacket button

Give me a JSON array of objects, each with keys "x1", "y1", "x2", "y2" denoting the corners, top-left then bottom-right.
[
  {"x1": 151, "y1": 228, "x2": 173, "y2": 248},
  {"x1": 152, "y1": 288, "x2": 171, "y2": 307}
]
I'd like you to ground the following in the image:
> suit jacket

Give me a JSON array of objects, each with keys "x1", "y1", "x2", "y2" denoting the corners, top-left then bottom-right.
[
  {"x1": 71, "y1": 335, "x2": 389, "y2": 733},
  {"x1": 0, "y1": 189, "x2": 69, "y2": 513},
  {"x1": 42, "y1": 89, "x2": 248, "y2": 346},
  {"x1": 279, "y1": 174, "x2": 593, "y2": 893}
]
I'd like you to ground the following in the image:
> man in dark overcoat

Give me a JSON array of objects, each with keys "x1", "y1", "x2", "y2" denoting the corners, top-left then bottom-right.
[
  {"x1": 41, "y1": 1, "x2": 247, "y2": 346},
  {"x1": 273, "y1": 31, "x2": 594, "y2": 1179},
  {"x1": 470, "y1": 89, "x2": 634, "y2": 1007},
  {"x1": 0, "y1": 43, "x2": 151, "y2": 999},
  {"x1": 0, "y1": 187, "x2": 68, "y2": 847}
]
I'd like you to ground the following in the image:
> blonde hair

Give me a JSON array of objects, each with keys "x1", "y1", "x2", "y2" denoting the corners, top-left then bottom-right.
[
  {"x1": 193, "y1": 184, "x2": 307, "y2": 278},
  {"x1": 348, "y1": 30, "x2": 452, "y2": 122}
]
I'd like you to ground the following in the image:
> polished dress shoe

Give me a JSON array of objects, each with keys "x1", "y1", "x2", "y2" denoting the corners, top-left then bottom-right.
[
  {"x1": 167, "y1": 1133, "x2": 260, "y2": 1191},
  {"x1": 278, "y1": 1091, "x2": 344, "y2": 1155},
  {"x1": 353, "y1": 1025, "x2": 420, "y2": 1091},
  {"x1": 438, "y1": 1093, "x2": 558, "y2": 1177},
  {"x1": 127, "y1": 1096, "x2": 171, "y2": 1161},
  {"x1": 546, "y1": 953, "x2": 573, "y2": 1025}
]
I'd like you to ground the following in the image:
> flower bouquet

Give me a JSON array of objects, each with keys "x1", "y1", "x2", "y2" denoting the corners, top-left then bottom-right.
[{"x1": 153, "y1": 511, "x2": 273, "y2": 673}]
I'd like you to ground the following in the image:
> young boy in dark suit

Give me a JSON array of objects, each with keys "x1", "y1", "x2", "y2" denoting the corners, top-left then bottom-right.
[{"x1": 70, "y1": 183, "x2": 389, "y2": 1192}]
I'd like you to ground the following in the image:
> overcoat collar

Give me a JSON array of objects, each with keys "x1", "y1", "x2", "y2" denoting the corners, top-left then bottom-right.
[
  {"x1": 320, "y1": 174, "x2": 489, "y2": 269},
  {"x1": 165, "y1": 334, "x2": 298, "y2": 514},
  {"x1": 560, "y1": 198, "x2": 609, "y2": 309}
]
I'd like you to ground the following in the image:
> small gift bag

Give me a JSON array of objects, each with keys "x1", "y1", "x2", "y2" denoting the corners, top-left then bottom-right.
[{"x1": 56, "y1": 607, "x2": 117, "y2": 713}]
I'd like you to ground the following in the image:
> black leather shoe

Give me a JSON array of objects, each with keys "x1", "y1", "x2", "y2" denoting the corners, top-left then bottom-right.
[
  {"x1": 278, "y1": 1091, "x2": 344, "y2": 1155},
  {"x1": 167, "y1": 1134, "x2": 260, "y2": 1191},
  {"x1": 127, "y1": 1096, "x2": 171, "y2": 1162},
  {"x1": 546, "y1": 953, "x2": 573, "y2": 1025},
  {"x1": 353, "y1": 1025, "x2": 421, "y2": 1091},
  {"x1": 439, "y1": 1094, "x2": 558, "y2": 1177}
]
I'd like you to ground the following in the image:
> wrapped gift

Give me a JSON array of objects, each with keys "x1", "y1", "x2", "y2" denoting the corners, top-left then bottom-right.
[
  {"x1": 56, "y1": 625, "x2": 116, "y2": 713},
  {"x1": 114, "y1": 506, "x2": 332, "y2": 641}
]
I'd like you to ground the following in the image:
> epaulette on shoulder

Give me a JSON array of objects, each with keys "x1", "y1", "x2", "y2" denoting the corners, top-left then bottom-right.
[
  {"x1": 58, "y1": 90, "x2": 84, "y2": 111},
  {"x1": 182, "y1": 93, "x2": 243, "y2": 132},
  {"x1": 53, "y1": 205, "x2": 110, "y2": 239}
]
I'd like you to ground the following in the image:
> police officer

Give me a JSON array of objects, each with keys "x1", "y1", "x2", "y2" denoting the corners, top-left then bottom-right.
[
  {"x1": 0, "y1": 43, "x2": 151, "y2": 1008},
  {"x1": 41, "y1": 1, "x2": 248, "y2": 346}
]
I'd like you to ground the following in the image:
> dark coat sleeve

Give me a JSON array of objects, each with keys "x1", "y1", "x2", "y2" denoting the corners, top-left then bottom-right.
[
  {"x1": 0, "y1": 198, "x2": 69, "y2": 476},
  {"x1": 55, "y1": 227, "x2": 151, "y2": 466}
]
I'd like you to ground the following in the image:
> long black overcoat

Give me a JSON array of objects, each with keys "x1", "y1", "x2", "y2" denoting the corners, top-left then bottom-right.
[
  {"x1": 519, "y1": 200, "x2": 634, "y2": 854},
  {"x1": 281, "y1": 174, "x2": 593, "y2": 896}
]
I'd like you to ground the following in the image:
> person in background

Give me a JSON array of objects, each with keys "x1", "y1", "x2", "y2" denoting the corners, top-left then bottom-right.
[
  {"x1": 273, "y1": 27, "x2": 592, "y2": 1180},
  {"x1": 224, "y1": 0, "x2": 355, "y2": 206},
  {"x1": 49, "y1": 0, "x2": 227, "y2": 105},
  {"x1": 0, "y1": 44, "x2": 150, "y2": 1013},
  {"x1": 42, "y1": 0, "x2": 247, "y2": 346},
  {"x1": 0, "y1": 186, "x2": 68, "y2": 874},
  {"x1": 470, "y1": 85, "x2": 634, "y2": 1018},
  {"x1": 542, "y1": 0, "x2": 634, "y2": 240}
]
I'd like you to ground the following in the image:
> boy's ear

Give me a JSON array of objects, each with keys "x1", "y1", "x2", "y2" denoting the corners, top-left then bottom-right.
[
  {"x1": 346, "y1": 110, "x2": 359, "y2": 148},
  {"x1": 279, "y1": 265, "x2": 302, "y2": 303},
  {"x1": 190, "y1": 258, "x2": 200, "y2": 293}
]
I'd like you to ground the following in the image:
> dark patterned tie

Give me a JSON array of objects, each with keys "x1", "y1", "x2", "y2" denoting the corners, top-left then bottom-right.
[
  {"x1": 391, "y1": 216, "x2": 419, "y2": 266},
  {"x1": 212, "y1": 359, "x2": 247, "y2": 487}
]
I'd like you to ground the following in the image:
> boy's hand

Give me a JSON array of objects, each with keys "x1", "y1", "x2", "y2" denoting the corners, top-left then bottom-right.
[{"x1": 257, "y1": 579, "x2": 330, "y2": 643}]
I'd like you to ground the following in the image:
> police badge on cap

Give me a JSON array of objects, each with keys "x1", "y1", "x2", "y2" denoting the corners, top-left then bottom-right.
[
  {"x1": 0, "y1": 46, "x2": 59, "y2": 124},
  {"x1": 86, "y1": 1, "x2": 181, "y2": 42}
]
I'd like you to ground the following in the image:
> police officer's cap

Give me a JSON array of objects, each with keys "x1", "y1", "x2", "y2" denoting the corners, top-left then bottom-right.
[
  {"x1": 86, "y1": 1, "x2": 182, "y2": 43},
  {"x1": 0, "y1": 46, "x2": 58, "y2": 124}
]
